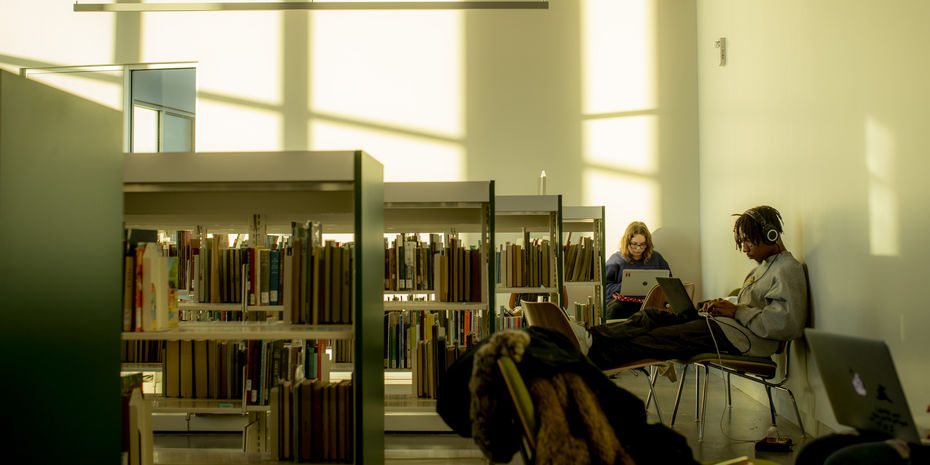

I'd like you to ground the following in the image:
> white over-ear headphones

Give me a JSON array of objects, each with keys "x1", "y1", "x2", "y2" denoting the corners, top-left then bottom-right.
[{"x1": 744, "y1": 208, "x2": 779, "y2": 244}]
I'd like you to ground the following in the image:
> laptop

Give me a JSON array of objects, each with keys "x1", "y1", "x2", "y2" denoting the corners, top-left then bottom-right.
[
  {"x1": 619, "y1": 269, "x2": 671, "y2": 296},
  {"x1": 654, "y1": 276, "x2": 698, "y2": 315},
  {"x1": 804, "y1": 328, "x2": 921, "y2": 443}
]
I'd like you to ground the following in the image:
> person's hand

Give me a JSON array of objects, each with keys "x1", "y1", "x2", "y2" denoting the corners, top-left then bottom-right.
[{"x1": 704, "y1": 298, "x2": 738, "y2": 317}]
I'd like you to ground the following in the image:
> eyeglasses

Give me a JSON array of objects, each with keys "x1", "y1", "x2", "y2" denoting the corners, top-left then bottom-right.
[{"x1": 629, "y1": 241, "x2": 647, "y2": 249}]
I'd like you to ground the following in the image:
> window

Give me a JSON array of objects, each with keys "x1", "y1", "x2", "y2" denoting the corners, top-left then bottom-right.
[{"x1": 130, "y1": 68, "x2": 196, "y2": 153}]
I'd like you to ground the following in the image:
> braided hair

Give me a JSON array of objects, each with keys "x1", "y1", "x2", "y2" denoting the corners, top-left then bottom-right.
[{"x1": 733, "y1": 206, "x2": 783, "y2": 249}]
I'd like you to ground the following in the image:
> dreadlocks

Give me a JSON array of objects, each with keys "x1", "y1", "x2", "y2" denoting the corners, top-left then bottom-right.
[{"x1": 733, "y1": 206, "x2": 783, "y2": 249}]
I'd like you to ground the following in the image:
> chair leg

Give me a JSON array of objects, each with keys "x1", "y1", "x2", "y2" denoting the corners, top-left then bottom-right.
[
  {"x1": 776, "y1": 385, "x2": 807, "y2": 438},
  {"x1": 698, "y1": 364, "x2": 709, "y2": 441},
  {"x1": 670, "y1": 364, "x2": 689, "y2": 426},
  {"x1": 644, "y1": 366, "x2": 655, "y2": 409},
  {"x1": 765, "y1": 385, "x2": 777, "y2": 427},
  {"x1": 726, "y1": 372, "x2": 732, "y2": 407},
  {"x1": 694, "y1": 365, "x2": 701, "y2": 419},
  {"x1": 788, "y1": 388, "x2": 806, "y2": 437},
  {"x1": 642, "y1": 367, "x2": 664, "y2": 424}
]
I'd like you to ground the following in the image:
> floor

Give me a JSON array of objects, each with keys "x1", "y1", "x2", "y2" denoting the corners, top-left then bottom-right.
[{"x1": 153, "y1": 364, "x2": 810, "y2": 464}]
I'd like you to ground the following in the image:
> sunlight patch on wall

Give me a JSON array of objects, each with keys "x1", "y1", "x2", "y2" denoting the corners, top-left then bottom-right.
[
  {"x1": 141, "y1": 12, "x2": 283, "y2": 105},
  {"x1": 581, "y1": 0, "x2": 656, "y2": 115},
  {"x1": 583, "y1": 168, "x2": 659, "y2": 251},
  {"x1": 197, "y1": 100, "x2": 282, "y2": 150},
  {"x1": 865, "y1": 116, "x2": 899, "y2": 257},
  {"x1": 582, "y1": 115, "x2": 657, "y2": 174},
  {"x1": 25, "y1": 71, "x2": 123, "y2": 110},
  {"x1": 310, "y1": 120, "x2": 464, "y2": 181},
  {"x1": 310, "y1": 11, "x2": 463, "y2": 139}
]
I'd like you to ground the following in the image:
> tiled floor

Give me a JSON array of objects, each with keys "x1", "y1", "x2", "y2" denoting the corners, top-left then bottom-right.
[{"x1": 153, "y1": 365, "x2": 809, "y2": 464}]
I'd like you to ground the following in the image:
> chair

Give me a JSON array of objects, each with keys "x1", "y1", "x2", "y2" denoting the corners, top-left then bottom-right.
[
  {"x1": 497, "y1": 354, "x2": 781, "y2": 465},
  {"x1": 497, "y1": 356, "x2": 537, "y2": 464},
  {"x1": 509, "y1": 285, "x2": 569, "y2": 312},
  {"x1": 670, "y1": 340, "x2": 805, "y2": 441},
  {"x1": 521, "y1": 300, "x2": 668, "y2": 423}
]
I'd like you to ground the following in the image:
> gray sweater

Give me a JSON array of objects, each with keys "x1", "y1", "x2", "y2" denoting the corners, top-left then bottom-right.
[{"x1": 715, "y1": 251, "x2": 808, "y2": 356}]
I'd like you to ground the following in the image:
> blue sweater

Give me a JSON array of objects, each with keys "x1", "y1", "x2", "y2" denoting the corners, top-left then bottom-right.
[{"x1": 604, "y1": 251, "x2": 671, "y2": 299}]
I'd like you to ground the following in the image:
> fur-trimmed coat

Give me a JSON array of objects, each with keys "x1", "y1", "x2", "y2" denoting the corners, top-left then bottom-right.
[
  {"x1": 469, "y1": 330, "x2": 634, "y2": 465},
  {"x1": 437, "y1": 327, "x2": 699, "y2": 465}
]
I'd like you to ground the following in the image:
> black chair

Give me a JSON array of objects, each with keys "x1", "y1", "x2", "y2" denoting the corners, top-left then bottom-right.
[{"x1": 670, "y1": 340, "x2": 805, "y2": 441}]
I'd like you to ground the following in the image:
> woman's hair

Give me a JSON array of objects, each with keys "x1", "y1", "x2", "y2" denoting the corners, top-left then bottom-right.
[
  {"x1": 618, "y1": 221, "x2": 654, "y2": 261},
  {"x1": 733, "y1": 205, "x2": 783, "y2": 248}
]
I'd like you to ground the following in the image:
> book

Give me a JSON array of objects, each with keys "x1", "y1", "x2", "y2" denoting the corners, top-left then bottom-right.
[
  {"x1": 260, "y1": 248, "x2": 271, "y2": 305},
  {"x1": 179, "y1": 340, "x2": 193, "y2": 398},
  {"x1": 341, "y1": 243, "x2": 351, "y2": 323},
  {"x1": 208, "y1": 340, "x2": 219, "y2": 399},
  {"x1": 194, "y1": 340, "x2": 208, "y2": 398},
  {"x1": 269, "y1": 249, "x2": 280, "y2": 305},
  {"x1": 123, "y1": 255, "x2": 135, "y2": 332},
  {"x1": 163, "y1": 341, "x2": 180, "y2": 398}
]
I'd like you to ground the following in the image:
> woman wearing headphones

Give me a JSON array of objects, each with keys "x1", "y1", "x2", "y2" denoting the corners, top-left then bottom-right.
[{"x1": 604, "y1": 221, "x2": 672, "y2": 320}]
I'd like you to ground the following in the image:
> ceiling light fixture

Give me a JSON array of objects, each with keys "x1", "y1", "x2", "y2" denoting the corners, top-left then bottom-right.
[{"x1": 73, "y1": 1, "x2": 549, "y2": 12}]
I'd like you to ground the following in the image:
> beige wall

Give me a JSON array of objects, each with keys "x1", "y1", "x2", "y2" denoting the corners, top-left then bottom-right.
[
  {"x1": 697, "y1": 0, "x2": 930, "y2": 433},
  {"x1": 0, "y1": 0, "x2": 702, "y2": 293}
]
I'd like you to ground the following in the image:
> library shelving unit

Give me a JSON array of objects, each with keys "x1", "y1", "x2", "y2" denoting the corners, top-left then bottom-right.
[
  {"x1": 122, "y1": 150, "x2": 384, "y2": 464},
  {"x1": 381, "y1": 181, "x2": 495, "y2": 432},
  {"x1": 494, "y1": 194, "x2": 563, "y2": 324},
  {"x1": 562, "y1": 205, "x2": 607, "y2": 325}
]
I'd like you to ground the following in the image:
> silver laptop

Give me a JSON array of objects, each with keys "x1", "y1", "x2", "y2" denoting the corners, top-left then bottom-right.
[
  {"x1": 804, "y1": 328, "x2": 920, "y2": 443},
  {"x1": 619, "y1": 269, "x2": 670, "y2": 297}
]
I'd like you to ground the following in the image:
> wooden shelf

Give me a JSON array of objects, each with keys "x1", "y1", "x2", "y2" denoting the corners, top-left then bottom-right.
[
  {"x1": 148, "y1": 397, "x2": 269, "y2": 414},
  {"x1": 177, "y1": 302, "x2": 285, "y2": 312},
  {"x1": 121, "y1": 322, "x2": 354, "y2": 341},
  {"x1": 383, "y1": 301, "x2": 486, "y2": 311},
  {"x1": 121, "y1": 362, "x2": 164, "y2": 372},
  {"x1": 496, "y1": 286, "x2": 560, "y2": 294}
]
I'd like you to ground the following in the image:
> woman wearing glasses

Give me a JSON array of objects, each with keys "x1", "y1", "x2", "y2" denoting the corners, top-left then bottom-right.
[{"x1": 604, "y1": 221, "x2": 671, "y2": 320}]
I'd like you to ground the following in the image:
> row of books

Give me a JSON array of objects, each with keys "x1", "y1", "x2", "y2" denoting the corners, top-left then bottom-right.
[
  {"x1": 571, "y1": 298, "x2": 597, "y2": 328},
  {"x1": 288, "y1": 221, "x2": 355, "y2": 325},
  {"x1": 270, "y1": 379, "x2": 353, "y2": 462},
  {"x1": 160, "y1": 339, "x2": 329, "y2": 405},
  {"x1": 564, "y1": 236, "x2": 597, "y2": 282},
  {"x1": 123, "y1": 222, "x2": 358, "y2": 331},
  {"x1": 385, "y1": 233, "x2": 484, "y2": 303},
  {"x1": 413, "y1": 331, "x2": 467, "y2": 399},
  {"x1": 384, "y1": 233, "x2": 441, "y2": 291},
  {"x1": 123, "y1": 241, "x2": 181, "y2": 332},
  {"x1": 497, "y1": 315, "x2": 527, "y2": 330},
  {"x1": 122, "y1": 340, "x2": 163, "y2": 363},
  {"x1": 384, "y1": 310, "x2": 483, "y2": 370},
  {"x1": 495, "y1": 239, "x2": 556, "y2": 288}
]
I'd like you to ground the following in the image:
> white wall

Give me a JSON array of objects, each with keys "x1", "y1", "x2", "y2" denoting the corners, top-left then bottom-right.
[
  {"x1": 0, "y1": 0, "x2": 702, "y2": 290},
  {"x1": 697, "y1": 0, "x2": 930, "y2": 434}
]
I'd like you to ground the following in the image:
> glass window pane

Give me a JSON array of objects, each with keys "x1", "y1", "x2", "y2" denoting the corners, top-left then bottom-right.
[
  {"x1": 132, "y1": 105, "x2": 159, "y2": 153},
  {"x1": 163, "y1": 113, "x2": 193, "y2": 152}
]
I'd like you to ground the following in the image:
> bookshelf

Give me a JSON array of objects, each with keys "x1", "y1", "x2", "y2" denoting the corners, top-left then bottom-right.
[
  {"x1": 381, "y1": 181, "x2": 495, "y2": 432},
  {"x1": 122, "y1": 150, "x2": 384, "y2": 464},
  {"x1": 562, "y1": 205, "x2": 607, "y2": 325},
  {"x1": 494, "y1": 194, "x2": 563, "y2": 328},
  {"x1": 2, "y1": 70, "x2": 124, "y2": 463}
]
